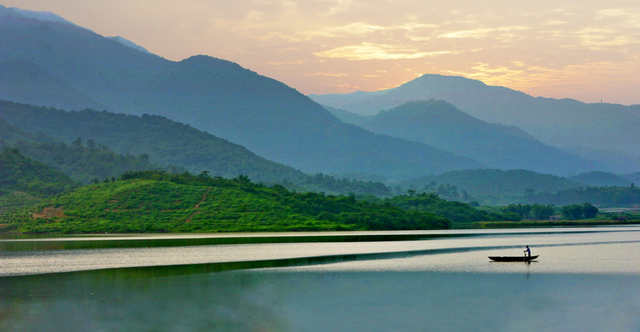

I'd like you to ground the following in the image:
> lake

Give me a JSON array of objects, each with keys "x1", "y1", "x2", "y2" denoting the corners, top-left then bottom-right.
[{"x1": 1, "y1": 227, "x2": 640, "y2": 331}]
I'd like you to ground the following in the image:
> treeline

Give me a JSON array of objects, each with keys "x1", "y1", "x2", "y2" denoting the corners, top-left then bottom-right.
[
  {"x1": 278, "y1": 173, "x2": 392, "y2": 197},
  {"x1": 525, "y1": 185, "x2": 640, "y2": 207},
  {"x1": 560, "y1": 203, "x2": 599, "y2": 220},
  {"x1": 371, "y1": 192, "x2": 520, "y2": 224}
]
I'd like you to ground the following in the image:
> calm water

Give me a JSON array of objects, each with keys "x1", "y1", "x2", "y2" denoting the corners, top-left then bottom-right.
[{"x1": 1, "y1": 227, "x2": 640, "y2": 331}]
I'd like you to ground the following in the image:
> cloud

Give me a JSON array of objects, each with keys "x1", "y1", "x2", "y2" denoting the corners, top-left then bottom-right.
[
  {"x1": 438, "y1": 26, "x2": 530, "y2": 39},
  {"x1": 314, "y1": 42, "x2": 456, "y2": 60},
  {"x1": 304, "y1": 72, "x2": 349, "y2": 77},
  {"x1": 332, "y1": 22, "x2": 386, "y2": 35}
]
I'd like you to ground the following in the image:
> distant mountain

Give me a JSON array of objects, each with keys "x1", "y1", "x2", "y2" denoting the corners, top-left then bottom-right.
[
  {"x1": 562, "y1": 145, "x2": 640, "y2": 174},
  {"x1": 309, "y1": 74, "x2": 640, "y2": 166},
  {"x1": 107, "y1": 36, "x2": 151, "y2": 54},
  {"x1": 623, "y1": 172, "x2": 640, "y2": 184},
  {"x1": 0, "y1": 60, "x2": 104, "y2": 110},
  {"x1": 327, "y1": 100, "x2": 602, "y2": 176},
  {"x1": 0, "y1": 7, "x2": 484, "y2": 180},
  {"x1": 568, "y1": 172, "x2": 632, "y2": 187},
  {"x1": 0, "y1": 6, "x2": 75, "y2": 25}
]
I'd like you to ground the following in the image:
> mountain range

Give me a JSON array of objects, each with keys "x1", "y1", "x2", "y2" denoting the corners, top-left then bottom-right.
[
  {"x1": 310, "y1": 74, "x2": 640, "y2": 174},
  {"x1": 326, "y1": 100, "x2": 602, "y2": 176},
  {"x1": 0, "y1": 6, "x2": 483, "y2": 180},
  {"x1": 2, "y1": 5, "x2": 638, "y2": 186}
]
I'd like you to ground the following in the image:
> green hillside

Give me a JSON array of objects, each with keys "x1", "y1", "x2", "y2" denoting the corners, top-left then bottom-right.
[
  {"x1": 0, "y1": 147, "x2": 77, "y2": 197},
  {"x1": 1, "y1": 171, "x2": 450, "y2": 234},
  {"x1": 0, "y1": 147, "x2": 78, "y2": 216}
]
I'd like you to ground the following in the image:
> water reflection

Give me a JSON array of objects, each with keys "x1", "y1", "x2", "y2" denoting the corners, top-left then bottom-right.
[{"x1": 1, "y1": 270, "x2": 639, "y2": 332}]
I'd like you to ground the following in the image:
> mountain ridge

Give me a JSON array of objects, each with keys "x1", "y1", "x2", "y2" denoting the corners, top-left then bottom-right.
[
  {"x1": 326, "y1": 100, "x2": 604, "y2": 176},
  {"x1": 309, "y1": 74, "x2": 640, "y2": 174},
  {"x1": 0, "y1": 12, "x2": 485, "y2": 180}
]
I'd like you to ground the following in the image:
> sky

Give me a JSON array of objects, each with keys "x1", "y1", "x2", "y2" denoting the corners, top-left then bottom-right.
[{"x1": 3, "y1": 0, "x2": 640, "y2": 105}]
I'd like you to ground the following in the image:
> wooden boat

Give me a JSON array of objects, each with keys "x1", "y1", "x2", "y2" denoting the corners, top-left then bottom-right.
[{"x1": 488, "y1": 255, "x2": 539, "y2": 262}]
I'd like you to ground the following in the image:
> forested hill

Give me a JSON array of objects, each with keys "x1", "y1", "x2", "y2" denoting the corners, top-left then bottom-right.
[
  {"x1": 0, "y1": 118, "x2": 180, "y2": 185},
  {"x1": 328, "y1": 100, "x2": 601, "y2": 176},
  {"x1": 0, "y1": 101, "x2": 308, "y2": 182},
  {"x1": 0, "y1": 12, "x2": 484, "y2": 179},
  {"x1": 0, "y1": 101, "x2": 393, "y2": 196},
  {"x1": 0, "y1": 147, "x2": 77, "y2": 197},
  {"x1": 568, "y1": 171, "x2": 632, "y2": 187},
  {"x1": 1, "y1": 171, "x2": 451, "y2": 234}
]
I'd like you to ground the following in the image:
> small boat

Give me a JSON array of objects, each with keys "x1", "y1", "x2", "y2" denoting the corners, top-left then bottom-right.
[{"x1": 489, "y1": 255, "x2": 539, "y2": 262}]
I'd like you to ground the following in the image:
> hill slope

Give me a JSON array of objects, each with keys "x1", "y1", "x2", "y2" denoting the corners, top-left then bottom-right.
[
  {"x1": 0, "y1": 118, "x2": 180, "y2": 184},
  {"x1": 1, "y1": 171, "x2": 451, "y2": 233},
  {"x1": 329, "y1": 100, "x2": 601, "y2": 176},
  {"x1": 0, "y1": 147, "x2": 77, "y2": 197},
  {"x1": 0, "y1": 101, "x2": 395, "y2": 196},
  {"x1": 0, "y1": 101, "x2": 310, "y2": 182},
  {"x1": 310, "y1": 74, "x2": 640, "y2": 173},
  {"x1": 0, "y1": 60, "x2": 103, "y2": 111},
  {"x1": 0, "y1": 8, "x2": 484, "y2": 179},
  {"x1": 568, "y1": 172, "x2": 632, "y2": 187}
]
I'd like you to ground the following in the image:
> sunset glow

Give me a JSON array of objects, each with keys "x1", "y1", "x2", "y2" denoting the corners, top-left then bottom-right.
[{"x1": 3, "y1": 0, "x2": 640, "y2": 104}]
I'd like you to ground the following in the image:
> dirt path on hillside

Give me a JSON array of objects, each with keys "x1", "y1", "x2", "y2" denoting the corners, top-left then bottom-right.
[{"x1": 186, "y1": 187, "x2": 211, "y2": 223}]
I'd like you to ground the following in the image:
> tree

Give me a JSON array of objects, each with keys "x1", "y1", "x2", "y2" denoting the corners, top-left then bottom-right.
[
  {"x1": 561, "y1": 204, "x2": 584, "y2": 220},
  {"x1": 531, "y1": 204, "x2": 554, "y2": 220},
  {"x1": 71, "y1": 137, "x2": 83, "y2": 149},
  {"x1": 582, "y1": 203, "x2": 599, "y2": 219}
]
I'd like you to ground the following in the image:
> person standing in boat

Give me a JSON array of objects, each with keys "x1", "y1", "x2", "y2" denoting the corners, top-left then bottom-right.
[{"x1": 524, "y1": 245, "x2": 531, "y2": 258}]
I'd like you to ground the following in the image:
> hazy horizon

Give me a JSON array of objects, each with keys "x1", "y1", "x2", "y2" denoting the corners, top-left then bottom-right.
[{"x1": 2, "y1": 1, "x2": 640, "y2": 106}]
